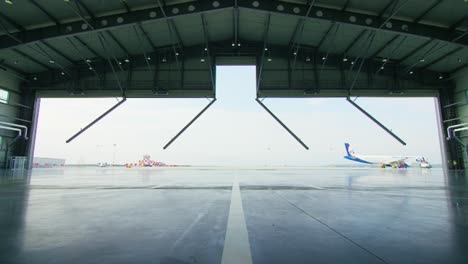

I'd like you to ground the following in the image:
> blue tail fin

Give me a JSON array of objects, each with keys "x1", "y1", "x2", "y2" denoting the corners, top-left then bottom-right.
[{"x1": 344, "y1": 143, "x2": 355, "y2": 157}]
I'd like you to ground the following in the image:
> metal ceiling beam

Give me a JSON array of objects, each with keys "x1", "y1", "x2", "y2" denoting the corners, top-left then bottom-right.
[
  {"x1": 413, "y1": 0, "x2": 442, "y2": 23},
  {"x1": 41, "y1": 41, "x2": 74, "y2": 64},
  {"x1": 378, "y1": 0, "x2": 399, "y2": 18},
  {"x1": 257, "y1": 14, "x2": 271, "y2": 93},
  {"x1": 25, "y1": 40, "x2": 449, "y2": 90},
  {"x1": 370, "y1": 34, "x2": 400, "y2": 58},
  {"x1": 0, "y1": 11, "x2": 25, "y2": 32},
  {"x1": 120, "y1": 0, "x2": 131, "y2": 13},
  {"x1": 156, "y1": 0, "x2": 184, "y2": 48},
  {"x1": 421, "y1": 47, "x2": 463, "y2": 70},
  {"x1": 0, "y1": 0, "x2": 466, "y2": 52},
  {"x1": 316, "y1": 23, "x2": 335, "y2": 50},
  {"x1": 450, "y1": 62, "x2": 468, "y2": 74},
  {"x1": 397, "y1": 39, "x2": 432, "y2": 63},
  {"x1": 106, "y1": 31, "x2": 130, "y2": 55},
  {"x1": 12, "y1": 48, "x2": 52, "y2": 70},
  {"x1": 137, "y1": 24, "x2": 156, "y2": 50},
  {"x1": 344, "y1": 29, "x2": 367, "y2": 55},
  {"x1": 288, "y1": 0, "x2": 317, "y2": 48},
  {"x1": 450, "y1": 15, "x2": 468, "y2": 31},
  {"x1": 238, "y1": 0, "x2": 466, "y2": 45},
  {"x1": 74, "y1": 0, "x2": 96, "y2": 20},
  {"x1": 200, "y1": 14, "x2": 215, "y2": 91},
  {"x1": 26, "y1": 0, "x2": 60, "y2": 25},
  {"x1": 341, "y1": 0, "x2": 352, "y2": 11},
  {"x1": 73, "y1": 36, "x2": 102, "y2": 58}
]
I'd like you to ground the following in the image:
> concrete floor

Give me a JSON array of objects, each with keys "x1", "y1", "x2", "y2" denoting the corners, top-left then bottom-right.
[{"x1": 0, "y1": 167, "x2": 467, "y2": 263}]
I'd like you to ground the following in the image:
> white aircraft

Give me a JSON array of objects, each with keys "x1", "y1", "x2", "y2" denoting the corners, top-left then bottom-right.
[{"x1": 343, "y1": 143, "x2": 431, "y2": 168}]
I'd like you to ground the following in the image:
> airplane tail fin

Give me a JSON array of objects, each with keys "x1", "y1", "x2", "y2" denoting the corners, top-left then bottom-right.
[{"x1": 344, "y1": 143, "x2": 356, "y2": 157}]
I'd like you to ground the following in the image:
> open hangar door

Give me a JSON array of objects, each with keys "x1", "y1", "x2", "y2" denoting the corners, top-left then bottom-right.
[{"x1": 0, "y1": 0, "x2": 465, "y2": 169}]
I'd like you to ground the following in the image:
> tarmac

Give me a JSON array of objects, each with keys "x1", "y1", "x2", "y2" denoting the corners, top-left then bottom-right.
[{"x1": 0, "y1": 166, "x2": 467, "y2": 263}]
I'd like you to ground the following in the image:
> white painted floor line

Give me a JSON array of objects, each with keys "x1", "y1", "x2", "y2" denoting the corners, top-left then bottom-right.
[{"x1": 221, "y1": 181, "x2": 253, "y2": 264}]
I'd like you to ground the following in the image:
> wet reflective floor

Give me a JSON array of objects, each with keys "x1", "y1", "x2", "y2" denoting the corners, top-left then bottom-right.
[{"x1": 0, "y1": 167, "x2": 467, "y2": 264}]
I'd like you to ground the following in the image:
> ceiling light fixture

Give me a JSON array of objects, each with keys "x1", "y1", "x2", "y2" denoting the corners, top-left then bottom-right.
[
  {"x1": 49, "y1": 60, "x2": 55, "y2": 64},
  {"x1": 305, "y1": 57, "x2": 311, "y2": 62},
  {"x1": 200, "y1": 58, "x2": 205, "y2": 62},
  {"x1": 61, "y1": 72, "x2": 65, "y2": 75},
  {"x1": 162, "y1": 57, "x2": 167, "y2": 63},
  {"x1": 5, "y1": 0, "x2": 13, "y2": 5},
  {"x1": 124, "y1": 58, "x2": 130, "y2": 63},
  {"x1": 86, "y1": 59, "x2": 91, "y2": 63},
  {"x1": 409, "y1": 71, "x2": 414, "y2": 75},
  {"x1": 382, "y1": 58, "x2": 388, "y2": 62},
  {"x1": 267, "y1": 58, "x2": 272, "y2": 62},
  {"x1": 438, "y1": 75, "x2": 443, "y2": 80},
  {"x1": 343, "y1": 57, "x2": 348, "y2": 62}
]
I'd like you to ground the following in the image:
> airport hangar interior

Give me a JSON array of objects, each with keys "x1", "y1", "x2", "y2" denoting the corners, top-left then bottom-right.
[{"x1": 0, "y1": 0, "x2": 468, "y2": 168}]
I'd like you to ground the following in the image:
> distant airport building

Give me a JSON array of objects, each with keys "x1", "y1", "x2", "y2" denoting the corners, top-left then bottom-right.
[{"x1": 33, "y1": 157, "x2": 66, "y2": 168}]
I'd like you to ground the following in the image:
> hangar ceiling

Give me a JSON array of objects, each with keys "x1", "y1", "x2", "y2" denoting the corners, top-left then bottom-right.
[{"x1": 0, "y1": 0, "x2": 466, "y2": 98}]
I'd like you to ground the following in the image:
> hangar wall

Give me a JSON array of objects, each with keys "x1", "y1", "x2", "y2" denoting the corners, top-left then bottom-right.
[
  {"x1": 454, "y1": 68, "x2": 468, "y2": 168},
  {"x1": 0, "y1": 71, "x2": 35, "y2": 169}
]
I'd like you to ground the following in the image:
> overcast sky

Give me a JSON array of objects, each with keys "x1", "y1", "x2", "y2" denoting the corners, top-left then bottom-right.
[{"x1": 34, "y1": 66, "x2": 442, "y2": 166}]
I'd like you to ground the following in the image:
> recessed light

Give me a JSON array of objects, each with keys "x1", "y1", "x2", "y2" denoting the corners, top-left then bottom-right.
[
  {"x1": 322, "y1": 56, "x2": 326, "y2": 60},
  {"x1": 438, "y1": 75, "x2": 443, "y2": 80},
  {"x1": 343, "y1": 57, "x2": 348, "y2": 62},
  {"x1": 5, "y1": 0, "x2": 13, "y2": 5},
  {"x1": 293, "y1": 52, "x2": 297, "y2": 56},
  {"x1": 267, "y1": 58, "x2": 272, "y2": 62},
  {"x1": 457, "y1": 57, "x2": 462, "y2": 63},
  {"x1": 232, "y1": 43, "x2": 235, "y2": 47},
  {"x1": 264, "y1": 47, "x2": 268, "y2": 51},
  {"x1": 86, "y1": 59, "x2": 91, "y2": 63},
  {"x1": 305, "y1": 57, "x2": 311, "y2": 62},
  {"x1": 147, "y1": 57, "x2": 151, "y2": 60},
  {"x1": 409, "y1": 71, "x2": 414, "y2": 75},
  {"x1": 204, "y1": 48, "x2": 208, "y2": 51},
  {"x1": 237, "y1": 43, "x2": 241, "y2": 47},
  {"x1": 351, "y1": 61, "x2": 355, "y2": 65},
  {"x1": 420, "y1": 59, "x2": 425, "y2": 62},
  {"x1": 175, "y1": 52, "x2": 179, "y2": 56},
  {"x1": 124, "y1": 58, "x2": 130, "y2": 63},
  {"x1": 88, "y1": 66, "x2": 93, "y2": 70},
  {"x1": 200, "y1": 58, "x2": 205, "y2": 62},
  {"x1": 61, "y1": 72, "x2": 65, "y2": 75},
  {"x1": 33, "y1": 76, "x2": 37, "y2": 80},
  {"x1": 162, "y1": 57, "x2": 167, "y2": 62},
  {"x1": 49, "y1": 60, "x2": 55, "y2": 64},
  {"x1": 382, "y1": 58, "x2": 388, "y2": 62},
  {"x1": 380, "y1": 66, "x2": 384, "y2": 70}
]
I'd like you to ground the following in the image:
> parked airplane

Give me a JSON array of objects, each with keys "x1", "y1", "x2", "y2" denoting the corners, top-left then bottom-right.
[{"x1": 343, "y1": 143, "x2": 431, "y2": 168}]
